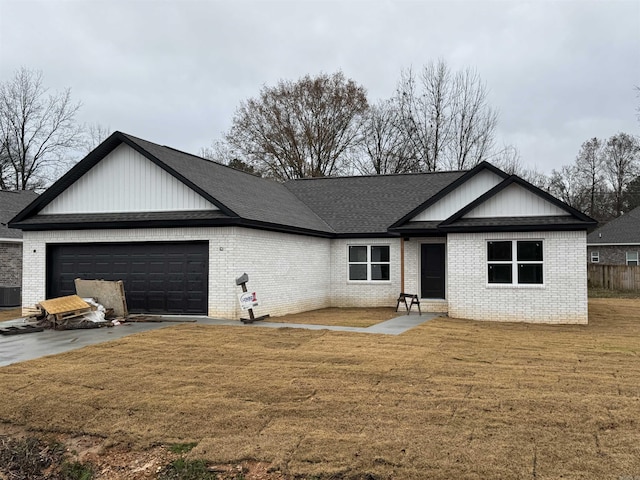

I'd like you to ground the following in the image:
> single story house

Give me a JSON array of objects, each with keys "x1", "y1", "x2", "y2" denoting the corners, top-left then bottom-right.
[
  {"x1": 0, "y1": 189, "x2": 39, "y2": 306},
  {"x1": 587, "y1": 206, "x2": 640, "y2": 265},
  {"x1": 10, "y1": 132, "x2": 596, "y2": 324}
]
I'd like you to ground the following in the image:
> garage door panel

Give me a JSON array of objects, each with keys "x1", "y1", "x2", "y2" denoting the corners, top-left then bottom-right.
[{"x1": 47, "y1": 242, "x2": 208, "y2": 314}]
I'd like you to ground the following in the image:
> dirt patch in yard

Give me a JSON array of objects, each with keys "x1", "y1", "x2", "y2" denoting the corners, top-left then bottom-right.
[
  {"x1": 0, "y1": 299, "x2": 639, "y2": 479},
  {"x1": 268, "y1": 306, "x2": 400, "y2": 327},
  {"x1": 0, "y1": 308, "x2": 21, "y2": 322}
]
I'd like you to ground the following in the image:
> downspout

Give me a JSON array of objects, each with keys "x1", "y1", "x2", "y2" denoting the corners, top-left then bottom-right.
[{"x1": 400, "y1": 237, "x2": 405, "y2": 293}]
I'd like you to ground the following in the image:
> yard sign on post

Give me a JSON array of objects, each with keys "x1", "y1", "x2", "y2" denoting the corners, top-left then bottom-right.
[{"x1": 236, "y1": 273, "x2": 269, "y2": 324}]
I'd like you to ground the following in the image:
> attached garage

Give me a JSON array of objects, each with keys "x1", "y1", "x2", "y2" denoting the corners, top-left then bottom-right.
[{"x1": 47, "y1": 241, "x2": 209, "y2": 314}]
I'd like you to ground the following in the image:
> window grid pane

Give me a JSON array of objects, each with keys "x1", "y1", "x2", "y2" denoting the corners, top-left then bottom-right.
[
  {"x1": 349, "y1": 246, "x2": 367, "y2": 263},
  {"x1": 517, "y1": 241, "x2": 543, "y2": 261},
  {"x1": 518, "y1": 264, "x2": 543, "y2": 284},
  {"x1": 371, "y1": 264, "x2": 390, "y2": 281},
  {"x1": 349, "y1": 264, "x2": 368, "y2": 281},
  {"x1": 488, "y1": 264, "x2": 512, "y2": 283},
  {"x1": 488, "y1": 241, "x2": 512, "y2": 261},
  {"x1": 371, "y1": 246, "x2": 390, "y2": 262}
]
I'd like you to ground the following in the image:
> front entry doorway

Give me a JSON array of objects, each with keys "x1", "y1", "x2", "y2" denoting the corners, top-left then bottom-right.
[{"x1": 420, "y1": 243, "x2": 446, "y2": 299}]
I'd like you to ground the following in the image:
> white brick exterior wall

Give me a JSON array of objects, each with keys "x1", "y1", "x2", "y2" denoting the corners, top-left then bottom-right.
[
  {"x1": 447, "y1": 231, "x2": 588, "y2": 324},
  {"x1": 330, "y1": 238, "x2": 401, "y2": 307},
  {"x1": 22, "y1": 227, "x2": 588, "y2": 324},
  {"x1": 22, "y1": 227, "x2": 331, "y2": 320}
]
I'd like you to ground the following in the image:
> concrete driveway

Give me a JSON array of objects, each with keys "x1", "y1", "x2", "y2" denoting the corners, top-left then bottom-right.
[{"x1": 0, "y1": 312, "x2": 436, "y2": 367}]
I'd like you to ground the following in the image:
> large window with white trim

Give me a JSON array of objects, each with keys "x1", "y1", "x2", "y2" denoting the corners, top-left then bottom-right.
[
  {"x1": 487, "y1": 240, "x2": 543, "y2": 285},
  {"x1": 348, "y1": 245, "x2": 390, "y2": 281}
]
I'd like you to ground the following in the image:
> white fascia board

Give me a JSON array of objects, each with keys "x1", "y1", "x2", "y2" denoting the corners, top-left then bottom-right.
[
  {"x1": 587, "y1": 242, "x2": 640, "y2": 247},
  {"x1": 0, "y1": 238, "x2": 23, "y2": 243}
]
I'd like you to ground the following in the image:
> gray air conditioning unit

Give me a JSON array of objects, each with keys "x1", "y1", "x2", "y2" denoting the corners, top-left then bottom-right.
[{"x1": 0, "y1": 286, "x2": 21, "y2": 307}]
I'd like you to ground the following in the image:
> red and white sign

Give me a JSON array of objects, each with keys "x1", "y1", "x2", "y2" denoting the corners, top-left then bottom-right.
[{"x1": 238, "y1": 291, "x2": 259, "y2": 310}]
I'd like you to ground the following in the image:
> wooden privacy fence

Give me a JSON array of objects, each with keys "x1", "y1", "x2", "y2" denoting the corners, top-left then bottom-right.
[{"x1": 588, "y1": 265, "x2": 640, "y2": 291}]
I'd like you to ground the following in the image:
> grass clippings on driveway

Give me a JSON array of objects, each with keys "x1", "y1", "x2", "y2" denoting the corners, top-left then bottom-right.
[{"x1": 0, "y1": 299, "x2": 639, "y2": 479}]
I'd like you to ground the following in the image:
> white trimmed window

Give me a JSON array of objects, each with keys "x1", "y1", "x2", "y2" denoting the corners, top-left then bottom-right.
[
  {"x1": 348, "y1": 245, "x2": 390, "y2": 281},
  {"x1": 591, "y1": 251, "x2": 600, "y2": 263},
  {"x1": 626, "y1": 251, "x2": 638, "y2": 266},
  {"x1": 487, "y1": 240, "x2": 543, "y2": 285}
]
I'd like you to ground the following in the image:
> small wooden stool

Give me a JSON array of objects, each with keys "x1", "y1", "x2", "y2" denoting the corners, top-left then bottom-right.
[{"x1": 395, "y1": 293, "x2": 421, "y2": 315}]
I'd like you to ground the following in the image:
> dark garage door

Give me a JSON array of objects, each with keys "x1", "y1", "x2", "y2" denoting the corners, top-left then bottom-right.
[{"x1": 47, "y1": 242, "x2": 209, "y2": 314}]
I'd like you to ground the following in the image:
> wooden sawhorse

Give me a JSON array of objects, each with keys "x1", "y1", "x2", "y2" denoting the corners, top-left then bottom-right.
[{"x1": 395, "y1": 293, "x2": 421, "y2": 315}]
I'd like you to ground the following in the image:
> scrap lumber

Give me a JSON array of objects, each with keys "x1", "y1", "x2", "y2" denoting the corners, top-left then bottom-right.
[
  {"x1": 0, "y1": 324, "x2": 45, "y2": 335},
  {"x1": 38, "y1": 295, "x2": 92, "y2": 329}
]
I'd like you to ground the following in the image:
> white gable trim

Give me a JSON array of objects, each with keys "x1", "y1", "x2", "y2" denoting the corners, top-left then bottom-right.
[
  {"x1": 41, "y1": 144, "x2": 217, "y2": 214},
  {"x1": 464, "y1": 183, "x2": 569, "y2": 218},
  {"x1": 411, "y1": 169, "x2": 503, "y2": 221}
]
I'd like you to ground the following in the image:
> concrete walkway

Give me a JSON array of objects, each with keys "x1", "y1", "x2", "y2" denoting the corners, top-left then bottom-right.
[{"x1": 0, "y1": 312, "x2": 437, "y2": 367}]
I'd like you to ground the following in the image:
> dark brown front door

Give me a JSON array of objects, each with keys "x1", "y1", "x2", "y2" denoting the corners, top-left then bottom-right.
[{"x1": 420, "y1": 243, "x2": 445, "y2": 299}]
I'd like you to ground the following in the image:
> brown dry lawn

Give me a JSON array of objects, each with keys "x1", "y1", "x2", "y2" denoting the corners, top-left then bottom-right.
[
  {"x1": 0, "y1": 308, "x2": 21, "y2": 322},
  {"x1": 0, "y1": 299, "x2": 639, "y2": 479},
  {"x1": 269, "y1": 306, "x2": 400, "y2": 327}
]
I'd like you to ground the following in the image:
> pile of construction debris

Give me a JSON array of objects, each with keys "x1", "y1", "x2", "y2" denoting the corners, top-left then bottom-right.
[{"x1": 0, "y1": 279, "x2": 130, "y2": 336}]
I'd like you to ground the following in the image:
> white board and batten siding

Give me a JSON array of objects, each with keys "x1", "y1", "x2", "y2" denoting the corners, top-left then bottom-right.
[
  {"x1": 411, "y1": 169, "x2": 503, "y2": 221},
  {"x1": 41, "y1": 144, "x2": 217, "y2": 214},
  {"x1": 464, "y1": 183, "x2": 569, "y2": 218}
]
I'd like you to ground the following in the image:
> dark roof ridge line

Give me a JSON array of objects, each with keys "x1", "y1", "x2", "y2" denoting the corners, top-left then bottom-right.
[{"x1": 286, "y1": 168, "x2": 468, "y2": 183}]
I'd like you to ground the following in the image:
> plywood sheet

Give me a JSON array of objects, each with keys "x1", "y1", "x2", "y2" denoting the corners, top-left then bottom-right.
[
  {"x1": 39, "y1": 295, "x2": 90, "y2": 315},
  {"x1": 74, "y1": 279, "x2": 128, "y2": 317}
]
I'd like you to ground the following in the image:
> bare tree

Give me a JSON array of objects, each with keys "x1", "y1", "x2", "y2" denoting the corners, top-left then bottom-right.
[
  {"x1": 0, "y1": 67, "x2": 84, "y2": 190},
  {"x1": 395, "y1": 62, "x2": 452, "y2": 172},
  {"x1": 547, "y1": 165, "x2": 588, "y2": 211},
  {"x1": 604, "y1": 132, "x2": 640, "y2": 216},
  {"x1": 575, "y1": 137, "x2": 605, "y2": 219},
  {"x1": 83, "y1": 123, "x2": 111, "y2": 153},
  {"x1": 225, "y1": 72, "x2": 368, "y2": 180},
  {"x1": 447, "y1": 68, "x2": 498, "y2": 169},
  {"x1": 354, "y1": 100, "x2": 417, "y2": 175},
  {"x1": 201, "y1": 139, "x2": 262, "y2": 176},
  {"x1": 394, "y1": 60, "x2": 498, "y2": 172}
]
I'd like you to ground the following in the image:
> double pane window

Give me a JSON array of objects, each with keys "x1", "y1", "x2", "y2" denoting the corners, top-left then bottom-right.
[
  {"x1": 349, "y1": 245, "x2": 390, "y2": 281},
  {"x1": 488, "y1": 240, "x2": 543, "y2": 285}
]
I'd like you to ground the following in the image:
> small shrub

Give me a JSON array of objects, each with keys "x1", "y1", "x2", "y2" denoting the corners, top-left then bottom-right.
[
  {"x1": 158, "y1": 458, "x2": 217, "y2": 480},
  {"x1": 168, "y1": 442, "x2": 199, "y2": 454},
  {"x1": 59, "y1": 460, "x2": 95, "y2": 480}
]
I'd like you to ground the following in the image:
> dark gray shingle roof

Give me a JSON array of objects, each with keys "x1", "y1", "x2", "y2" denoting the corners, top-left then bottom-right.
[
  {"x1": 587, "y1": 206, "x2": 640, "y2": 244},
  {"x1": 0, "y1": 190, "x2": 38, "y2": 239},
  {"x1": 10, "y1": 131, "x2": 595, "y2": 237},
  {"x1": 284, "y1": 171, "x2": 465, "y2": 234},
  {"x1": 123, "y1": 134, "x2": 334, "y2": 234}
]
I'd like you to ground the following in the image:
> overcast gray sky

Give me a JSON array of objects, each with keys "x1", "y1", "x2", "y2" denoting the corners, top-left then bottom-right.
[{"x1": 1, "y1": 0, "x2": 638, "y2": 174}]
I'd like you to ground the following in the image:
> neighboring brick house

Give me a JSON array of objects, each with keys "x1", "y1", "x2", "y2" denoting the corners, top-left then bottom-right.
[
  {"x1": 587, "y1": 206, "x2": 640, "y2": 265},
  {"x1": 10, "y1": 132, "x2": 596, "y2": 324},
  {"x1": 0, "y1": 190, "x2": 39, "y2": 305}
]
